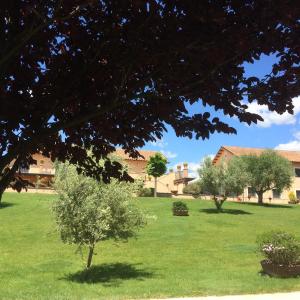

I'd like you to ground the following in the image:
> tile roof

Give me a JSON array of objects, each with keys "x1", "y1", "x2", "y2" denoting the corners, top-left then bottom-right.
[
  {"x1": 216, "y1": 145, "x2": 300, "y2": 163},
  {"x1": 115, "y1": 149, "x2": 159, "y2": 161}
]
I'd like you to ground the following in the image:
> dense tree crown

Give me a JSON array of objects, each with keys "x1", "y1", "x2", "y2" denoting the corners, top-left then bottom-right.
[
  {"x1": 1, "y1": 1, "x2": 300, "y2": 195},
  {"x1": 146, "y1": 153, "x2": 168, "y2": 178},
  {"x1": 146, "y1": 153, "x2": 167, "y2": 197},
  {"x1": 239, "y1": 150, "x2": 293, "y2": 204}
]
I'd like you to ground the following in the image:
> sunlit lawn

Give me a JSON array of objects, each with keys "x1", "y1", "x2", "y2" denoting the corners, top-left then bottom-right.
[{"x1": 1, "y1": 192, "x2": 300, "y2": 299}]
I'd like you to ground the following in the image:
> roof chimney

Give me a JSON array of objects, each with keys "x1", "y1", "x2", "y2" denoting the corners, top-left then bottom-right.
[
  {"x1": 175, "y1": 165, "x2": 182, "y2": 179},
  {"x1": 183, "y1": 163, "x2": 188, "y2": 178}
]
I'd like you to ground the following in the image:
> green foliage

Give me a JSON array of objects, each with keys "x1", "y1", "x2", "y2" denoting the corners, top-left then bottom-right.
[
  {"x1": 289, "y1": 191, "x2": 297, "y2": 201},
  {"x1": 146, "y1": 153, "x2": 168, "y2": 178},
  {"x1": 182, "y1": 181, "x2": 201, "y2": 197},
  {"x1": 137, "y1": 187, "x2": 154, "y2": 197},
  {"x1": 146, "y1": 152, "x2": 168, "y2": 197},
  {"x1": 288, "y1": 191, "x2": 299, "y2": 204},
  {"x1": 198, "y1": 157, "x2": 248, "y2": 211},
  {"x1": 257, "y1": 231, "x2": 300, "y2": 266},
  {"x1": 240, "y1": 150, "x2": 293, "y2": 203},
  {"x1": 226, "y1": 157, "x2": 249, "y2": 196},
  {"x1": 172, "y1": 201, "x2": 188, "y2": 211},
  {"x1": 53, "y1": 162, "x2": 145, "y2": 268}
]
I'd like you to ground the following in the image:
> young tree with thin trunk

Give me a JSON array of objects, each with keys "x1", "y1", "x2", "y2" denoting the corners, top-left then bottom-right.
[
  {"x1": 53, "y1": 162, "x2": 145, "y2": 269},
  {"x1": 239, "y1": 150, "x2": 293, "y2": 204},
  {"x1": 198, "y1": 157, "x2": 248, "y2": 211},
  {"x1": 146, "y1": 153, "x2": 167, "y2": 197}
]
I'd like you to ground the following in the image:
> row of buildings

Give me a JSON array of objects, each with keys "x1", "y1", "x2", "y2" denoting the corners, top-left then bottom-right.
[
  {"x1": 15, "y1": 149, "x2": 194, "y2": 197},
  {"x1": 12, "y1": 146, "x2": 300, "y2": 202}
]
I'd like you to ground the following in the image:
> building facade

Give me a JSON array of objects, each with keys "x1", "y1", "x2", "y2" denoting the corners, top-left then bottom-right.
[
  {"x1": 15, "y1": 150, "x2": 194, "y2": 196},
  {"x1": 17, "y1": 153, "x2": 55, "y2": 189},
  {"x1": 213, "y1": 146, "x2": 300, "y2": 203}
]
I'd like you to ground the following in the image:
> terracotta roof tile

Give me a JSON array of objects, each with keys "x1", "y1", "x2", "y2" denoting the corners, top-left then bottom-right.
[
  {"x1": 115, "y1": 149, "x2": 159, "y2": 161},
  {"x1": 219, "y1": 145, "x2": 300, "y2": 162}
]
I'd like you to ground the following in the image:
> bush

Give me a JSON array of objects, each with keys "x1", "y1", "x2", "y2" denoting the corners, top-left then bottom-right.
[
  {"x1": 137, "y1": 187, "x2": 154, "y2": 197},
  {"x1": 257, "y1": 231, "x2": 300, "y2": 266},
  {"x1": 173, "y1": 201, "x2": 188, "y2": 211},
  {"x1": 183, "y1": 182, "x2": 201, "y2": 197},
  {"x1": 288, "y1": 191, "x2": 299, "y2": 204}
]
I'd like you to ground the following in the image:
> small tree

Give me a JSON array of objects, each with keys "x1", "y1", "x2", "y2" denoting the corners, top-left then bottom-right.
[
  {"x1": 240, "y1": 150, "x2": 293, "y2": 204},
  {"x1": 53, "y1": 162, "x2": 145, "y2": 268},
  {"x1": 198, "y1": 157, "x2": 227, "y2": 211},
  {"x1": 146, "y1": 153, "x2": 167, "y2": 197},
  {"x1": 198, "y1": 157, "x2": 248, "y2": 211}
]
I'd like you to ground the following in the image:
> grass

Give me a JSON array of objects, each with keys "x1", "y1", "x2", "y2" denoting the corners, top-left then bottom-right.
[{"x1": 1, "y1": 193, "x2": 300, "y2": 299}]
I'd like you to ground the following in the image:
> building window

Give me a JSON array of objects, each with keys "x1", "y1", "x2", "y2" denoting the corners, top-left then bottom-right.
[
  {"x1": 248, "y1": 187, "x2": 256, "y2": 197},
  {"x1": 295, "y1": 168, "x2": 300, "y2": 177},
  {"x1": 40, "y1": 160, "x2": 44, "y2": 165},
  {"x1": 296, "y1": 190, "x2": 300, "y2": 199},
  {"x1": 272, "y1": 189, "x2": 281, "y2": 199}
]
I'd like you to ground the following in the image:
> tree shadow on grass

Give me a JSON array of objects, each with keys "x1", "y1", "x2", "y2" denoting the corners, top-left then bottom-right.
[
  {"x1": 0, "y1": 202, "x2": 15, "y2": 209},
  {"x1": 200, "y1": 208, "x2": 252, "y2": 215},
  {"x1": 236, "y1": 202, "x2": 293, "y2": 209},
  {"x1": 63, "y1": 263, "x2": 155, "y2": 286}
]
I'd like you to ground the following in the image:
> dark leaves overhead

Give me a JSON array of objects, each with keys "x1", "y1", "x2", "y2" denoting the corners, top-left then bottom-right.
[{"x1": 1, "y1": 0, "x2": 300, "y2": 184}]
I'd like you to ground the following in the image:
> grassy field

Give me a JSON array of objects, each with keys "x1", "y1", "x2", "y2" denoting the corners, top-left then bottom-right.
[{"x1": 1, "y1": 193, "x2": 300, "y2": 299}]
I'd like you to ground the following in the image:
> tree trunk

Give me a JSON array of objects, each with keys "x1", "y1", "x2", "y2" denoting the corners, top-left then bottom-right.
[
  {"x1": 0, "y1": 155, "x2": 25, "y2": 205},
  {"x1": 213, "y1": 196, "x2": 226, "y2": 212},
  {"x1": 86, "y1": 245, "x2": 94, "y2": 269},
  {"x1": 0, "y1": 186, "x2": 5, "y2": 205},
  {"x1": 257, "y1": 191, "x2": 263, "y2": 204},
  {"x1": 154, "y1": 177, "x2": 157, "y2": 197}
]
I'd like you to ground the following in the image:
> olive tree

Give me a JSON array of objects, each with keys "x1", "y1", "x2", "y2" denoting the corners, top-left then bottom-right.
[
  {"x1": 146, "y1": 153, "x2": 167, "y2": 197},
  {"x1": 53, "y1": 162, "x2": 145, "y2": 268},
  {"x1": 240, "y1": 150, "x2": 293, "y2": 204},
  {"x1": 198, "y1": 157, "x2": 248, "y2": 211}
]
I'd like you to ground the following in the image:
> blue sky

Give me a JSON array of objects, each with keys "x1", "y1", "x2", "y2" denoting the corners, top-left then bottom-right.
[{"x1": 143, "y1": 55, "x2": 300, "y2": 177}]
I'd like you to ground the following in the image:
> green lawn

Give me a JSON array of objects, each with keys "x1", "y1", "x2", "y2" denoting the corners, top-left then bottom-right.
[{"x1": 1, "y1": 193, "x2": 300, "y2": 299}]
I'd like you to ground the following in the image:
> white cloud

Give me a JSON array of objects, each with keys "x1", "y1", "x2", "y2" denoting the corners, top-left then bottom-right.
[
  {"x1": 275, "y1": 131, "x2": 300, "y2": 151},
  {"x1": 150, "y1": 138, "x2": 168, "y2": 148},
  {"x1": 275, "y1": 141, "x2": 300, "y2": 151},
  {"x1": 160, "y1": 150, "x2": 177, "y2": 159},
  {"x1": 293, "y1": 131, "x2": 300, "y2": 140},
  {"x1": 246, "y1": 97, "x2": 300, "y2": 128}
]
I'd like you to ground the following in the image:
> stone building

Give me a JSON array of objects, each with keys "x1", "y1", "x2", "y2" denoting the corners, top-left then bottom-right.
[
  {"x1": 15, "y1": 149, "x2": 194, "y2": 196},
  {"x1": 213, "y1": 145, "x2": 300, "y2": 203}
]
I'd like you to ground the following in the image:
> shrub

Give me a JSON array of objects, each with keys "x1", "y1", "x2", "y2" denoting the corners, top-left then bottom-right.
[
  {"x1": 173, "y1": 201, "x2": 188, "y2": 211},
  {"x1": 288, "y1": 191, "x2": 299, "y2": 204},
  {"x1": 257, "y1": 231, "x2": 300, "y2": 266},
  {"x1": 138, "y1": 187, "x2": 154, "y2": 197},
  {"x1": 183, "y1": 182, "x2": 201, "y2": 197}
]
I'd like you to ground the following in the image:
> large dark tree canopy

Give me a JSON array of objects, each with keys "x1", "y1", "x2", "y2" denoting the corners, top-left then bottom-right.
[{"x1": 1, "y1": 1, "x2": 300, "y2": 194}]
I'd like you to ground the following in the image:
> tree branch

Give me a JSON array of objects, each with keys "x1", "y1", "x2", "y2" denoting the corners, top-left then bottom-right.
[{"x1": 0, "y1": 2, "x2": 94, "y2": 72}]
